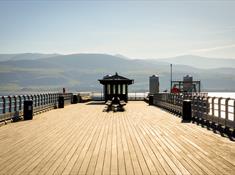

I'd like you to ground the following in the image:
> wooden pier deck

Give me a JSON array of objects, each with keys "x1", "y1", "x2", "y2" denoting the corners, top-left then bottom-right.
[{"x1": 0, "y1": 101, "x2": 234, "y2": 175}]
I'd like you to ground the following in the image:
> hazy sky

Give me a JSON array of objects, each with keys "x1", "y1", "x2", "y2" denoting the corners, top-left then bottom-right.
[{"x1": 0, "y1": 0, "x2": 235, "y2": 59}]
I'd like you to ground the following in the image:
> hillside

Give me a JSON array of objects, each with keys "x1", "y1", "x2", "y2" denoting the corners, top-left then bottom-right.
[
  {"x1": 157, "y1": 55, "x2": 235, "y2": 69},
  {"x1": 0, "y1": 53, "x2": 60, "y2": 62},
  {"x1": 0, "y1": 53, "x2": 235, "y2": 93}
]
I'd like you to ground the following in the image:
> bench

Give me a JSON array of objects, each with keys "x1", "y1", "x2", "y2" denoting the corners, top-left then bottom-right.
[
  {"x1": 104, "y1": 100, "x2": 112, "y2": 112},
  {"x1": 120, "y1": 100, "x2": 126, "y2": 106},
  {"x1": 104, "y1": 98, "x2": 126, "y2": 112}
]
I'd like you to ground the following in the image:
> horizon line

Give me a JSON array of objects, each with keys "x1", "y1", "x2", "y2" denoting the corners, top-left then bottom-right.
[{"x1": 0, "y1": 52, "x2": 235, "y2": 60}]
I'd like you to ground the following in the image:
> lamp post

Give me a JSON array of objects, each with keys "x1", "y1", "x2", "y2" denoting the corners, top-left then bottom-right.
[{"x1": 170, "y1": 64, "x2": 172, "y2": 92}]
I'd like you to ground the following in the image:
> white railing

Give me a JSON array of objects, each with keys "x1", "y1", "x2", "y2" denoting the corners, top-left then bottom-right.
[{"x1": 153, "y1": 93, "x2": 235, "y2": 130}]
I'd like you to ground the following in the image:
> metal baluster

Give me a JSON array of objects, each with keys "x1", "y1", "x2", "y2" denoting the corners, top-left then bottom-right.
[
  {"x1": 2, "y1": 96, "x2": 6, "y2": 114},
  {"x1": 19, "y1": 96, "x2": 22, "y2": 111},
  {"x1": 42, "y1": 94, "x2": 44, "y2": 105},
  {"x1": 31, "y1": 95, "x2": 34, "y2": 105},
  {"x1": 196, "y1": 96, "x2": 200, "y2": 119},
  {"x1": 51, "y1": 93, "x2": 53, "y2": 104},
  {"x1": 45, "y1": 94, "x2": 48, "y2": 105},
  {"x1": 44, "y1": 94, "x2": 46, "y2": 105},
  {"x1": 37, "y1": 95, "x2": 39, "y2": 107},
  {"x1": 233, "y1": 100, "x2": 235, "y2": 129},
  {"x1": 218, "y1": 97, "x2": 223, "y2": 128},
  {"x1": 201, "y1": 96, "x2": 206, "y2": 121},
  {"x1": 13, "y1": 96, "x2": 17, "y2": 112},
  {"x1": 212, "y1": 97, "x2": 215, "y2": 118},
  {"x1": 192, "y1": 96, "x2": 196, "y2": 118},
  {"x1": 40, "y1": 94, "x2": 43, "y2": 106},
  {"x1": 225, "y1": 98, "x2": 230, "y2": 128},
  {"x1": 34, "y1": 95, "x2": 37, "y2": 107},
  {"x1": 8, "y1": 96, "x2": 12, "y2": 113},
  {"x1": 48, "y1": 93, "x2": 50, "y2": 104},
  {"x1": 218, "y1": 97, "x2": 222, "y2": 119},
  {"x1": 206, "y1": 97, "x2": 210, "y2": 122}
]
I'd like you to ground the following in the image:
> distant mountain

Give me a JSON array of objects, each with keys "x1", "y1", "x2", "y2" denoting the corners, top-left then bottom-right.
[
  {"x1": 157, "y1": 55, "x2": 235, "y2": 69},
  {"x1": 0, "y1": 53, "x2": 60, "y2": 62},
  {"x1": 0, "y1": 53, "x2": 235, "y2": 93}
]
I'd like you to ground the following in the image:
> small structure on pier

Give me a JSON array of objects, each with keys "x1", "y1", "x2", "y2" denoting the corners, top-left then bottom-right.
[
  {"x1": 149, "y1": 75, "x2": 159, "y2": 95},
  {"x1": 98, "y1": 72, "x2": 134, "y2": 102},
  {"x1": 171, "y1": 75, "x2": 201, "y2": 93}
]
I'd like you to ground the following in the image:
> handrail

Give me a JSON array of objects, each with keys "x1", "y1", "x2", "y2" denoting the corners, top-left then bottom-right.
[
  {"x1": 153, "y1": 93, "x2": 235, "y2": 130},
  {"x1": 0, "y1": 93, "x2": 73, "y2": 122}
]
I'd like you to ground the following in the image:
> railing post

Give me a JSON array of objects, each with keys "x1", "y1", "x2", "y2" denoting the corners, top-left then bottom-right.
[
  {"x1": 8, "y1": 96, "x2": 12, "y2": 113},
  {"x1": 149, "y1": 95, "x2": 154, "y2": 105},
  {"x1": 48, "y1": 94, "x2": 50, "y2": 104},
  {"x1": 218, "y1": 97, "x2": 222, "y2": 119},
  {"x1": 49, "y1": 94, "x2": 53, "y2": 104},
  {"x1": 19, "y1": 96, "x2": 22, "y2": 111},
  {"x1": 43, "y1": 94, "x2": 45, "y2": 105},
  {"x1": 24, "y1": 100, "x2": 33, "y2": 120},
  {"x1": 234, "y1": 100, "x2": 235, "y2": 129},
  {"x1": 225, "y1": 98, "x2": 230, "y2": 128},
  {"x1": 182, "y1": 99, "x2": 192, "y2": 121},
  {"x1": 52, "y1": 94, "x2": 54, "y2": 104},
  {"x1": 45, "y1": 94, "x2": 48, "y2": 104},
  {"x1": 196, "y1": 96, "x2": 200, "y2": 118},
  {"x1": 43, "y1": 94, "x2": 46, "y2": 105},
  {"x1": 13, "y1": 96, "x2": 17, "y2": 112},
  {"x1": 37, "y1": 95, "x2": 39, "y2": 106},
  {"x1": 40, "y1": 94, "x2": 43, "y2": 106},
  {"x1": 206, "y1": 97, "x2": 210, "y2": 114},
  {"x1": 212, "y1": 97, "x2": 216, "y2": 117},
  {"x1": 33, "y1": 95, "x2": 37, "y2": 107},
  {"x1": 23, "y1": 95, "x2": 26, "y2": 101},
  {"x1": 2, "y1": 96, "x2": 6, "y2": 114},
  {"x1": 203, "y1": 96, "x2": 208, "y2": 121},
  {"x1": 47, "y1": 93, "x2": 49, "y2": 104},
  {"x1": 191, "y1": 96, "x2": 196, "y2": 118},
  {"x1": 31, "y1": 95, "x2": 34, "y2": 105},
  {"x1": 52, "y1": 94, "x2": 54, "y2": 103},
  {"x1": 41, "y1": 94, "x2": 44, "y2": 105},
  {"x1": 58, "y1": 96, "x2": 64, "y2": 108}
]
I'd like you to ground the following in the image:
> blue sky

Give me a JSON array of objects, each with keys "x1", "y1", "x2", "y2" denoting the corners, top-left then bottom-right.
[{"x1": 0, "y1": 0, "x2": 235, "y2": 59}]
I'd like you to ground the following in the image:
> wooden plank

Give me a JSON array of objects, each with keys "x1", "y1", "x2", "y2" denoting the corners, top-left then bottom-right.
[
  {"x1": 119, "y1": 112, "x2": 135, "y2": 175},
  {"x1": 102, "y1": 112, "x2": 113, "y2": 175},
  {"x1": 122, "y1": 112, "x2": 150, "y2": 175},
  {"x1": 124, "y1": 113, "x2": 158, "y2": 175},
  {"x1": 27, "y1": 106, "x2": 97, "y2": 174},
  {"x1": 61, "y1": 110, "x2": 102, "y2": 175},
  {"x1": 86, "y1": 112, "x2": 109, "y2": 175},
  {"x1": 71, "y1": 112, "x2": 105, "y2": 174},
  {"x1": 42, "y1": 112, "x2": 99, "y2": 175},
  {"x1": 0, "y1": 101, "x2": 234, "y2": 175},
  {"x1": 93, "y1": 113, "x2": 111, "y2": 175},
  {"x1": 116, "y1": 112, "x2": 127, "y2": 175},
  {"x1": 120, "y1": 112, "x2": 143, "y2": 175},
  {"x1": 111, "y1": 113, "x2": 118, "y2": 175}
]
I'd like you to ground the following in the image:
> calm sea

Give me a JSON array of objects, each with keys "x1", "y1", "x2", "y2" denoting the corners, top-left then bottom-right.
[{"x1": 208, "y1": 92, "x2": 235, "y2": 99}]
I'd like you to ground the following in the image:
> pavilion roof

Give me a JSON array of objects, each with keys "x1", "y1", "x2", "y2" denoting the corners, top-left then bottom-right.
[{"x1": 98, "y1": 72, "x2": 134, "y2": 85}]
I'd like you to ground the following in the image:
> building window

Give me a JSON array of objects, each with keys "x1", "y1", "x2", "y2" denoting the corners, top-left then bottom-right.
[
  {"x1": 107, "y1": 84, "x2": 110, "y2": 94},
  {"x1": 123, "y1": 84, "x2": 126, "y2": 94},
  {"x1": 118, "y1": 84, "x2": 121, "y2": 94},
  {"x1": 113, "y1": 84, "x2": 116, "y2": 94}
]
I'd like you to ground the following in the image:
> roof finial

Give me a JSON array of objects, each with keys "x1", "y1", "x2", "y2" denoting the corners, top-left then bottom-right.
[{"x1": 115, "y1": 72, "x2": 118, "y2": 76}]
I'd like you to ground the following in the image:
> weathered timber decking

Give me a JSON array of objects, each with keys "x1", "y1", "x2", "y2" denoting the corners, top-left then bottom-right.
[{"x1": 0, "y1": 101, "x2": 234, "y2": 175}]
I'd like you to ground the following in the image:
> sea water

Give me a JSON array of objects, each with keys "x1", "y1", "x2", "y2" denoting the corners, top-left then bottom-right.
[{"x1": 208, "y1": 92, "x2": 235, "y2": 99}]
